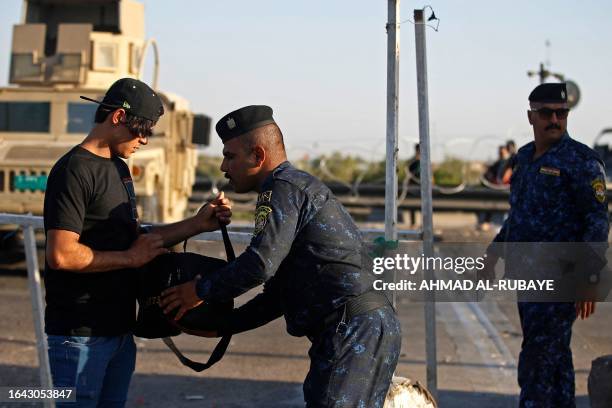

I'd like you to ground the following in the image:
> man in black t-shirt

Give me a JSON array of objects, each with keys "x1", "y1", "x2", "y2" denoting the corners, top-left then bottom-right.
[{"x1": 43, "y1": 78, "x2": 231, "y2": 407}]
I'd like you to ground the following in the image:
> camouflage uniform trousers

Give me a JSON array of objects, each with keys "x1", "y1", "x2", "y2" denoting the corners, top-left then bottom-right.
[
  {"x1": 303, "y1": 305, "x2": 401, "y2": 408},
  {"x1": 517, "y1": 302, "x2": 576, "y2": 408}
]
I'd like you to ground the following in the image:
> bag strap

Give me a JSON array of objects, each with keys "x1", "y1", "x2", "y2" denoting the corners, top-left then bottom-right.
[
  {"x1": 113, "y1": 159, "x2": 139, "y2": 237},
  {"x1": 162, "y1": 333, "x2": 232, "y2": 372},
  {"x1": 163, "y1": 223, "x2": 235, "y2": 372},
  {"x1": 221, "y1": 224, "x2": 236, "y2": 261}
]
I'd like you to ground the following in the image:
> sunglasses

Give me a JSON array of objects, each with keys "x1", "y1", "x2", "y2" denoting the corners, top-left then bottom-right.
[
  {"x1": 531, "y1": 108, "x2": 570, "y2": 120},
  {"x1": 120, "y1": 120, "x2": 153, "y2": 138}
]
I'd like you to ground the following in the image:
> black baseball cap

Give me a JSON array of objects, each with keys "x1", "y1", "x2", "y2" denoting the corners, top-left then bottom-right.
[
  {"x1": 80, "y1": 78, "x2": 164, "y2": 122},
  {"x1": 216, "y1": 105, "x2": 275, "y2": 142}
]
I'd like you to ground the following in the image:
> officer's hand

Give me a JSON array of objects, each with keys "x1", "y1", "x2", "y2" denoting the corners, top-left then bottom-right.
[
  {"x1": 160, "y1": 277, "x2": 204, "y2": 321},
  {"x1": 195, "y1": 192, "x2": 232, "y2": 232},
  {"x1": 575, "y1": 301, "x2": 596, "y2": 320},
  {"x1": 127, "y1": 233, "x2": 168, "y2": 267}
]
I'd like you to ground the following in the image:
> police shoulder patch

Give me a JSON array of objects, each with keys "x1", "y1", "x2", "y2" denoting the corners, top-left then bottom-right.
[
  {"x1": 257, "y1": 190, "x2": 273, "y2": 204},
  {"x1": 253, "y1": 205, "x2": 273, "y2": 235},
  {"x1": 591, "y1": 179, "x2": 606, "y2": 203}
]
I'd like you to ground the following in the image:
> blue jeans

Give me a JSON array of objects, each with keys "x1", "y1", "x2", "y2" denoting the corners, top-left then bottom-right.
[{"x1": 47, "y1": 334, "x2": 136, "y2": 408}]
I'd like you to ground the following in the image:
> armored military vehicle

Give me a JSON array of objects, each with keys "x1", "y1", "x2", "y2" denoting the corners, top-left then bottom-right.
[{"x1": 0, "y1": 0, "x2": 210, "y2": 229}]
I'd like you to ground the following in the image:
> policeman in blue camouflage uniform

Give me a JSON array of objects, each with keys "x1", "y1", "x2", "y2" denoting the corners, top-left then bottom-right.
[
  {"x1": 161, "y1": 105, "x2": 401, "y2": 407},
  {"x1": 484, "y1": 83, "x2": 609, "y2": 408}
]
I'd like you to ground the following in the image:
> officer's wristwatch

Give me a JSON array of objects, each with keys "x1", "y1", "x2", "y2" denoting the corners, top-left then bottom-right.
[{"x1": 139, "y1": 224, "x2": 153, "y2": 234}]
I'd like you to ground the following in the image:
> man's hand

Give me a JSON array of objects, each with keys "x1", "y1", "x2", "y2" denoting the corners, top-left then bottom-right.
[
  {"x1": 576, "y1": 301, "x2": 596, "y2": 320},
  {"x1": 194, "y1": 192, "x2": 232, "y2": 232},
  {"x1": 126, "y1": 233, "x2": 168, "y2": 268},
  {"x1": 575, "y1": 279, "x2": 599, "y2": 320},
  {"x1": 160, "y1": 277, "x2": 204, "y2": 321}
]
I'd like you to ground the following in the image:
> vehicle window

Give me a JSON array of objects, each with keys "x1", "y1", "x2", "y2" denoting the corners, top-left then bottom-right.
[
  {"x1": 67, "y1": 103, "x2": 96, "y2": 133},
  {"x1": 0, "y1": 102, "x2": 50, "y2": 132}
]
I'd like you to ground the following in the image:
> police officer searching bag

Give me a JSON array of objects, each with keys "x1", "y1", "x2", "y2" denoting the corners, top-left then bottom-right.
[
  {"x1": 158, "y1": 105, "x2": 402, "y2": 407},
  {"x1": 134, "y1": 224, "x2": 236, "y2": 372}
]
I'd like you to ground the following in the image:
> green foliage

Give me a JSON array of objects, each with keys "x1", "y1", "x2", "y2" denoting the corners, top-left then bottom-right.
[
  {"x1": 310, "y1": 152, "x2": 364, "y2": 183},
  {"x1": 433, "y1": 157, "x2": 464, "y2": 186},
  {"x1": 296, "y1": 153, "x2": 411, "y2": 184},
  {"x1": 360, "y1": 160, "x2": 386, "y2": 183},
  {"x1": 197, "y1": 153, "x2": 483, "y2": 186},
  {"x1": 196, "y1": 155, "x2": 224, "y2": 179}
]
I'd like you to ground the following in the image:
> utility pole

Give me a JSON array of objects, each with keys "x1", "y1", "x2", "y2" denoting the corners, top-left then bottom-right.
[
  {"x1": 527, "y1": 62, "x2": 565, "y2": 84},
  {"x1": 385, "y1": 0, "x2": 399, "y2": 307},
  {"x1": 414, "y1": 7, "x2": 437, "y2": 399},
  {"x1": 527, "y1": 41, "x2": 565, "y2": 83},
  {"x1": 527, "y1": 41, "x2": 581, "y2": 108}
]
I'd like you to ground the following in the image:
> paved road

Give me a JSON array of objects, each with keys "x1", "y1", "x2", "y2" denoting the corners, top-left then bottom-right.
[{"x1": 0, "y1": 231, "x2": 609, "y2": 407}]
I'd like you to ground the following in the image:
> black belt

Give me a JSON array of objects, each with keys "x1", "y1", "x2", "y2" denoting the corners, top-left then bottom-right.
[{"x1": 307, "y1": 291, "x2": 392, "y2": 339}]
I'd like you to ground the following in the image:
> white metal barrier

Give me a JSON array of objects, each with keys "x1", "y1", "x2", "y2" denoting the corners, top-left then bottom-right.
[{"x1": 1, "y1": 214, "x2": 51, "y2": 407}]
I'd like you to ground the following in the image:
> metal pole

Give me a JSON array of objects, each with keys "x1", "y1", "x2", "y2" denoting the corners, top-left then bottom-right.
[
  {"x1": 385, "y1": 0, "x2": 400, "y2": 307},
  {"x1": 137, "y1": 39, "x2": 160, "y2": 90},
  {"x1": 24, "y1": 225, "x2": 54, "y2": 408},
  {"x1": 414, "y1": 8, "x2": 437, "y2": 398}
]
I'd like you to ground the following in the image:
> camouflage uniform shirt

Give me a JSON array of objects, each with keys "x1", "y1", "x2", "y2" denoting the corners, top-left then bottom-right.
[
  {"x1": 494, "y1": 132, "x2": 608, "y2": 243},
  {"x1": 196, "y1": 161, "x2": 376, "y2": 337}
]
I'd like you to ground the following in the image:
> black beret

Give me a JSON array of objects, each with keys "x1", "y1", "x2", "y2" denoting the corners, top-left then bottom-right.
[
  {"x1": 216, "y1": 105, "x2": 276, "y2": 142},
  {"x1": 528, "y1": 83, "x2": 567, "y2": 104}
]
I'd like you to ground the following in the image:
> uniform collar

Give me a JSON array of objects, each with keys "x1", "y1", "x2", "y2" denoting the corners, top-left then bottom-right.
[
  {"x1": 546, "y1": 132, "x2": 570, "y2": 155},
  {"x1": 259, "y1": 161, "x2": 292, "y2": 191},
  {"x1": 272, "y1": 160, "x2": 292, "y2": 176},
  {"x1": 522, "y1": 132, "x2": 571, "y2": 162}
]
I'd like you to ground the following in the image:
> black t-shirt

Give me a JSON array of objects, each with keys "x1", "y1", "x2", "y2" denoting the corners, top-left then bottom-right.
[{"x1": 43, "y1": 146, "x2": 139, "y2": 336}]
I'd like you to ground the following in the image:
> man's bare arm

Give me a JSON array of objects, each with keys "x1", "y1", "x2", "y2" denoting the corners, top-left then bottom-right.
[
  {"x1": 149, "y1": 192, "x2": 232, "y2": 247},
  {"x1": 149, "y1": 217, "x2": 202, "y2": 249},
  {"x1": 46, "y1": 229, "x2": 168, "y2": 273}
]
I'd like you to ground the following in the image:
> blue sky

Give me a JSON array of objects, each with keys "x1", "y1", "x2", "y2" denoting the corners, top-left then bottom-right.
[{"x1": 1, "y1": 1, "x2": 611, "y2": 162}]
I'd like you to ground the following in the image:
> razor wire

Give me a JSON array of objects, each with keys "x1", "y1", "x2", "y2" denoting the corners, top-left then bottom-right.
[{"x1": 195, "y1": 136, "x2": 517, "y2": 200}]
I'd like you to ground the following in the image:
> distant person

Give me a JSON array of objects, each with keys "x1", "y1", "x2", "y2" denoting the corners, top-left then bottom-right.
[
  {"x1": 501, "y1": 139, "x2": 517, "y2": 184},
  {"x1": 482, "y1": 83, "x2": 609, "y2": 407},
  {"x1": 408, "y1": 143, "x2": 421, "y2": 183},
  {"x1": 484, "y1": 145, "x2": 510, "y2": 185},
  {"x1": 43, "y1": 78, "x2": 230, "y2": 407},
  {"x1": 506, "y1": 139, "x2": 517, "y2": 157},
  {"x1": 478, "y1": 145, "x2": 511, "y2": 231}
]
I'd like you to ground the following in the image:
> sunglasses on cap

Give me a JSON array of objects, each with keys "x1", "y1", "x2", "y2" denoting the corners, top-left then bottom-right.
[{"x1": 530, "y1": 107, "x2": 570, "y2": 120}]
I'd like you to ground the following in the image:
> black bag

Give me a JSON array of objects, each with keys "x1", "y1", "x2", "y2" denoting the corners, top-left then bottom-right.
[{"x1": 134, "y1": 225, "x2": 236, "y2": 372}]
